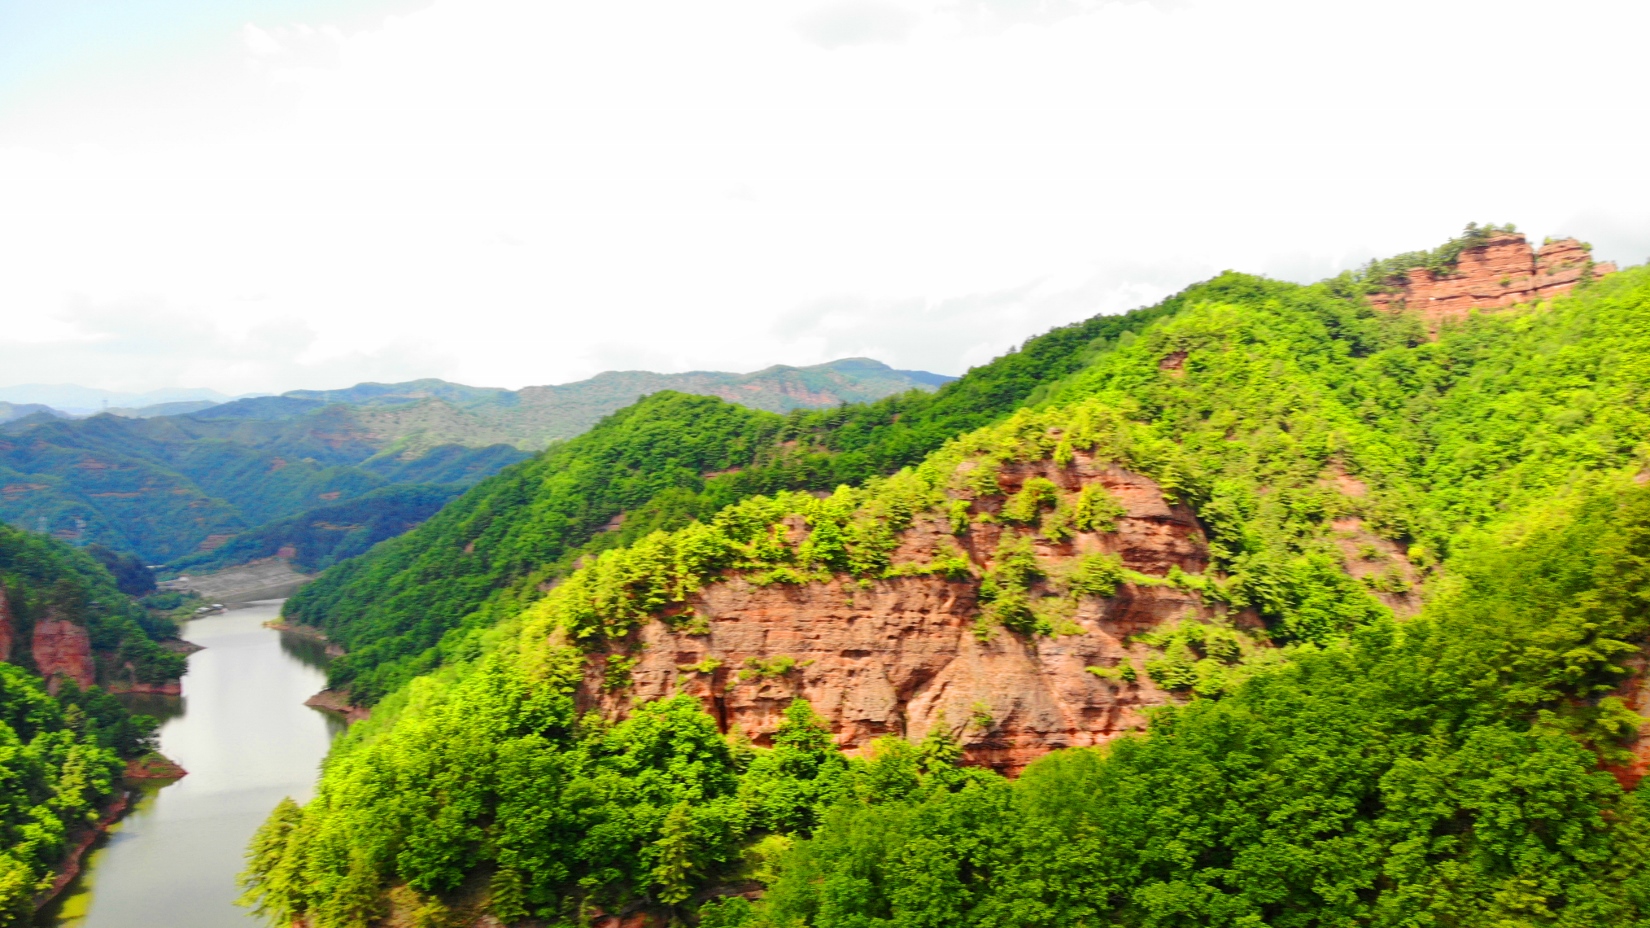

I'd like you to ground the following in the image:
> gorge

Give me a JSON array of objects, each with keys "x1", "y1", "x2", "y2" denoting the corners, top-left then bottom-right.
[{"x1": 5, "y1": 225, "x2": 1649, "y2": 928}]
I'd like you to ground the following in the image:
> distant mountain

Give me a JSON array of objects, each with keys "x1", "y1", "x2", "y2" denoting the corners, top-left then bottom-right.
[
  {"x1": 105, "y1": 400, "x2": 222, "y2": 419},
  {"x1": 232, "y1": 357, "x2": 956, "y2": 452},
  {"x1": 0, "y1": 357, "x2": 948, "y2": 569},
  {"x1": 0, "y1": 410, "x2": 527, "y2": 563},
  {"x1": 0, "y1": 384, "x2": 247, "y2": 415},
  {"x1": 0, "y1": 401, "x2": 67, "y2": 424}
]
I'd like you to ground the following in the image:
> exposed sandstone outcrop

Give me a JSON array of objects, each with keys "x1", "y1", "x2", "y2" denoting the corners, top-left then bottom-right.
[
  {"x1": 1367, "y1": 233, "x2": 1616, "y2": 330},
  {"x1": 305, "y1": 688, "x2": 371, "y2": 724},
  {"x1": 580, "y1": 458, "x2": 1237, "y2": 775},
  {"x1": 31, "y1": 614, "x2": 94, "y2": 692}
]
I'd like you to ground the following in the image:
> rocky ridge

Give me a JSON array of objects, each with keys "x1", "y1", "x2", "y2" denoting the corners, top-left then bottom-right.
[
  {"x1": 1368, "y1": 232, "x2": 1616, "y2": 328},
  {"x1": 580, "y1": 455, "x2": 1247, "y2": 774}
]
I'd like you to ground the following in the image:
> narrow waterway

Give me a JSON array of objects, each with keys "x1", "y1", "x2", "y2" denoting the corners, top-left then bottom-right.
[{"x1": 38, "y1": 601, "x2": 344, "y2": 928}]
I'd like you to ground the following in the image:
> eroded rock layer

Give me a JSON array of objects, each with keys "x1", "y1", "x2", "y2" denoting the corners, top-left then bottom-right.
[
  {"x1": 32, "y1": 614, "x2": 95, "y2": 692},
  {"x1": 1368, "y1": 233, "x2": 1616, "y2": 329},
  {"x1": 579, "y1": 460, "x2": 1236, "y2": 774}
]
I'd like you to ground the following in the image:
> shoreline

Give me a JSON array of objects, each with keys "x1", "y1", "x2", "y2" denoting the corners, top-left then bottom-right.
[
  {"x1": 304, "y1": 688, "x2": 370, "y2": 725},
  {"x1": 36, "y1": 791, "x2": 130, "y2": 911},
  {"x1": 39, "y1": 753, "x2": 191, "y2": 908},
  {"x1": 265, "y1": 619, "x2": 347, "y2": 658}
]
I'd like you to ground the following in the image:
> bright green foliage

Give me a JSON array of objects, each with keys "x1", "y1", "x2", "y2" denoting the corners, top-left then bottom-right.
[
  {"x1": 756, "y1": 480, "x2": 1650, "y2": 928},
  {"x1": 977, "y1": 534, "x2": 1046, "y2": 636},
  {"x1": 0, "y1": 665, "x2": 133, "y2": 924},
  {"x1": 1000, "y1": 477, "x2": 1059, "y2": 524},
  {"x1": 1066, "y1": 552, "x2": 1124, "y2": 599},
  {"x1": 1138, "y1": 619, "x2": 1259, "y2": 696},
  {"x1": 0, "y1": 522, "x2": 183, "y2": 685},
  {"x1": 287, "y1": 394, "x2": 789, "y2": 702},
  {"x1": 284, "y1": 296, "x2": 1187, "y2": 703},
  {"x1": 1069, "y1": 484, "x2": 1125, "y2": 532},
  {"x1": 252, "y1": 254, "x2": 1650, "y2": 924}
]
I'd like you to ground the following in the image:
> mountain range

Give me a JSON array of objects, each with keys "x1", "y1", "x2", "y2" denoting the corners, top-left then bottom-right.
[
  {"x1": 0, "y1": 358, "x2": 950, "y2": 567},
  {"x1": 239, "y1": 229, "x2": 1650, "y2": 927}
]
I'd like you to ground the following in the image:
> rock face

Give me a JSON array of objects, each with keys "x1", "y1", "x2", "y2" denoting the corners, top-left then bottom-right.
[
  {"x1": 32, "y1": 614, "x2": 95, "y2": 692},
  {"x1": 579, "y1": 459, "x2": 1239, "y2": 774},
  {"x1": 1367, "y1": 233, "x2": 1616, "y2": 329}
]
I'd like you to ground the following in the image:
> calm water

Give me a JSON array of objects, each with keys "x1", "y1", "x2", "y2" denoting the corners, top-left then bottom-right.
[{"x1": 39, "y1": 601, "x2": 344, "y2": 928}]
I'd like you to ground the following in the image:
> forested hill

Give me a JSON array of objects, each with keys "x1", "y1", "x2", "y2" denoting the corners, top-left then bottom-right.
[
  {"x1": 282, "y1": 288, "x2": 1191, "y2": 703},
  {"x1": 0, "y1": 358, "x2": 947, "y2": 572},
  {"x1": 0, "y1": 409, "x2": 527, "y2": 565},
  {"x1": 0, "y1": 524, "x2": 176, "y2": 920},
  {"x1": 243, "y1": 231, "x2": 1650, "y2": 928},
  {"x1": 273, "y1": 357, "x2": 955, "y2": 452}
]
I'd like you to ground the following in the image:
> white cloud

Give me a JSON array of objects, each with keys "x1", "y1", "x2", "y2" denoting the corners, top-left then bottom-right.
[
  {"x1": 0, "y1": 0, "x2": 1647, "y2": 393},
  {"x1": 796, "y1": 2, "x2": 915, "y2": 48}
]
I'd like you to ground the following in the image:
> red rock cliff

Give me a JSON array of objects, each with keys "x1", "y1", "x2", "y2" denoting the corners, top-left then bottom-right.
[
  {"x1": 1368, "y1": 233, "x2": 1616, "y2": 329},
  {"x1": 32, "y1": 612, "x2": 95, "y2": 692},
  {"x1": 579, "y1": 457, "x2": 1245, "y2": 775}
]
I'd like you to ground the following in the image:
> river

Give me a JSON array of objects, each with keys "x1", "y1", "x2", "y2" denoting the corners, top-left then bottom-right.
[{"x1": 37, "y1": 601, "x2": 344, "y2": 928}]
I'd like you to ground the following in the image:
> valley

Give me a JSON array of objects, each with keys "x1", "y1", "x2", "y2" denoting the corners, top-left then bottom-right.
[{"x1": 5, "y1": 227, "x2": 1650, "y2": 928}]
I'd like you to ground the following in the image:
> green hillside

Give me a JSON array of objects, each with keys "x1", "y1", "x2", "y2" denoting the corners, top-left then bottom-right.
[
  {"x1": 0, "y1": 524, "x2": 181, "y2": 920},
  {"x1": 168, "y1": 484, "x2": 465, "y2": 575},
  {"x1": 281, "y1": 296, "x2": 1184, "y2": 704},
  {"x1": 0, "y1": 359, "x2": 945, "y2": 570},
  {"x1": 244, "y1": 247, "x2": 1650, "y2": 927},
  {"x1": 272, "y1": 357, "x2": 957, "y2": 454},
  {"x1": 0, "y1": 411, "x2": 526, "y2": 564}
]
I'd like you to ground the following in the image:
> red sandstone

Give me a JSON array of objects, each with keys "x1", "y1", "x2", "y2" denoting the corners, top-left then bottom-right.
[
  {"x1": 578, "y1": 458, "x2": 1240, "y2": 775},
  {"x1": 32, "y1": 615, "x2": 95, "y2": 692},
  {"x1": 1367, "y1": 233, "x2": 1615, "y2": 330}
]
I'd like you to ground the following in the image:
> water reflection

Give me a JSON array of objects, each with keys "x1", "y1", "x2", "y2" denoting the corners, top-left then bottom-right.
[
  {"x1": 276, "y1": 628, "x2": 335, "y2": 673},
  {"x1": 117, "y1": 692, "x2": 186, "y2": 727},
  {"x1": 38, "y1": 601, "x2": 343, "y2": 928}
]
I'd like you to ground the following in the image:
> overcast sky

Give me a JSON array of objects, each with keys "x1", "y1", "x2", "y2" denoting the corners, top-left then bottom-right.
[{"x1": 2, "y1": 0, "x2": 1647, "y2": 394}]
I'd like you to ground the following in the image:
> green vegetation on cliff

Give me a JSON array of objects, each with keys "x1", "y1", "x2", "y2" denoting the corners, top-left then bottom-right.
[
  {"x1": 1, "y1": 523, "x2": 184, "y2": 684},
  {"x1": 759, "y1": 480, "x2": 1650, "y2": 928},
  {"x1": 0, "y1": 526, "x2": 173, "y2": 924},
  {"x1": 283, "y1": 293, "x2": 1189, "y2": 703},
  {"x1": 246, "y1": 255, "x2": 1650, "y2": 926},
  {"x1": 0, "y1": 666, "x2": 141, "y2": 923}
]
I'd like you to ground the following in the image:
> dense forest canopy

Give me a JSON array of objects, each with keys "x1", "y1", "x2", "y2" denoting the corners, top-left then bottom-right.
[
  {"x1": 243, "y1": 250, "x2": 1650, "y2": 927},
  {"x1": 0, "y1": 525, "x2": 172, "y2": 922},
  {"x1": 283, "y1": 292, "x2": 1187, "y2": 704},
  {"x1": 0, "y1": 407, "x2": 526, "y2": 565}
]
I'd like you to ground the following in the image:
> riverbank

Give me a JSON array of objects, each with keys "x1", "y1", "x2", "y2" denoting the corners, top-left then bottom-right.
[
  {"x1": 264, "y1": 619, "x2": 345, "y2": 658},
  {"x1": 303, "y1": 688, "x2": 369, "y2": 725},
  {"x1": 36, "y1": 601, "x2": 344, "y2": 928},
  {"x1": 34, "y1": 753, "x2": 188, "y2": 914},
  {"x1": 36, "y1": 795, "x2": 130, "y2": 912}
]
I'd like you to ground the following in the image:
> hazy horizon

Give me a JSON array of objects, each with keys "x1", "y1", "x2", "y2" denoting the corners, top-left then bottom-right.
[
  {"x1": 4, "y1": 0, "x2": 1648, "y2": 395},
  {"x1": 0, "y1": 354, "x2": 957, "y2": 410}
]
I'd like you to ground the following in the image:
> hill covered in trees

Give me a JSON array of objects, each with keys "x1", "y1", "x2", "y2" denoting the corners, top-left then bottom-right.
[
  {"x1": 0, "y1": 359, "x2": 948, "y2": 572},
  {"x1": 241, "y1": 231, "x2": 1650, "y2": 927},
  {"x1": 0, "y1": 523, "x2": 182, "y2": 921},
  {"x1": 180, "y1": 358, "x2": 953, "y2": 456}
]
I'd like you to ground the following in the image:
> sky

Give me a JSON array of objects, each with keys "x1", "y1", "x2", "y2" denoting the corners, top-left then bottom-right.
[{"x1": 2, "y1": 0, "x2": 1648, "y2": 394}]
